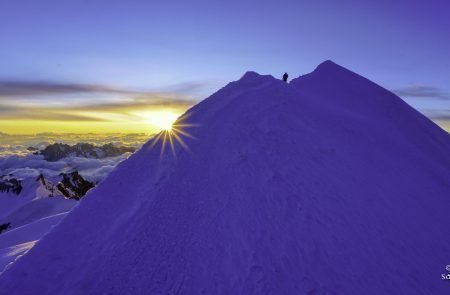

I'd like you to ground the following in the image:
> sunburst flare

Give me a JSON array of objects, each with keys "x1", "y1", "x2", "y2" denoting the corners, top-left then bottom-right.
[{"x1": 149, "y1": 113, "x2": 199, "y2": 157}]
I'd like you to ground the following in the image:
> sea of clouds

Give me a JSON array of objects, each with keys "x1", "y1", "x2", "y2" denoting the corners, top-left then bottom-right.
[{"x1": 0, "y1": 133, "x2": 150, "y2": 183}]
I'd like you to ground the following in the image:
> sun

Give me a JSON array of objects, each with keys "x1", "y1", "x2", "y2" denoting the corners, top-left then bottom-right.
[
  {"x1": 145, "y1": 111, "x2": 180, "y2": 131},
  {"x1": 148, "y1": 112, "x2": 199, "y2": 157}
]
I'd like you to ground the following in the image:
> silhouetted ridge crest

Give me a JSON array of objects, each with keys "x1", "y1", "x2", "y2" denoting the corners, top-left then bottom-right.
[
  {"x1": 238, "y1": 71, "x2": 276, "y2": 84},
  {"x1": 308, "y1": 60, "x2": 361, "y2": 79}
]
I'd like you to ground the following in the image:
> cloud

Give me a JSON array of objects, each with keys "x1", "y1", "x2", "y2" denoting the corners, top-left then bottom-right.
[
  {"x1": 392, "y1": 85, "x2": 450, "y2": 128},
  {"x1": 68, "y1": 96, "x2": 197, "y2": 112},
  {"x1": 0, "y1": 80, "x2": 203, "y2": 122},
  {"x1": 392, "y1": 85, "x2": 450, "y2": 100},
  {"x1": 162, "y1": 82, "x2": 207, "y2": 95},
  {"x1": 0, "y1": 109, "x2": 109, "y2": 122},
  {"x1": 0, "y1": 153, "x2": 129, "y2": 183},
  {"x1": 0, "y1": 81, "x2": 134, "y2": 97},
  {"x1": 0, "y1": 98, "x2": 196, "y2": 122},
  {"x1": 0, "y1": 133, "x2": 146, "y2": 182},
  {"x1": 0, "y1": 80, "x2": 207, "y2": 99},
  {"x1": 423, "y1": 110, "x2": 450, "y2": 121},
  {"x1": 0, "y1": 133, "x2": 148, "y2": 156}
]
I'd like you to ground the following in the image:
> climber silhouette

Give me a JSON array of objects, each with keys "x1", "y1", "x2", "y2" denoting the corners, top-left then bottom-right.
[
  {"x1": 283, "y1": 72, "x2": 288, "y2": 82},
  {"x1": 0, "y1": 222, "x2": 11, "y2": 234}
]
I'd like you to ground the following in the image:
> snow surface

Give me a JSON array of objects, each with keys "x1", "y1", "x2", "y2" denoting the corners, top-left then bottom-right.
[
  {"x1": 0, "y1": 168, "x2": 77, "y2": 275},
  {"x1": 0, "y1": 213, "x2": 68, "y2": 273},
  {"x1": 0, "y1": 241, "x2": 36, "y2": 274},
  {"x1": 0, "y1": 196, "x2": 76, "y2": 229},
  {"x1": 0, "y1": 178, "x2": 75, "y2": 274},
  {"x1": 0, "y1": 61, "x2": 449, "y2": 294}
]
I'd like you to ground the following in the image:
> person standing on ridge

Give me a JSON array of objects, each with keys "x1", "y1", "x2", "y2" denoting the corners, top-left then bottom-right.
[{"x1": 283, "y1": 72, "x2": 288, "y2": 82}]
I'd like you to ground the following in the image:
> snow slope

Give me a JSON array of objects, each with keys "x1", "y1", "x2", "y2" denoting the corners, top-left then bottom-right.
[
  {"x1": 0, "y1": 177, "x2": 76, "y2": 274},
  {"x1": 0, "y1": 196, "x2": 76, "y2": 229},
  {"x1": 0, "y1": 213, "x2": 67, "y2": 273},
  {"x1": 0, "y1": 61, "x2": 449, "y2": 294}
]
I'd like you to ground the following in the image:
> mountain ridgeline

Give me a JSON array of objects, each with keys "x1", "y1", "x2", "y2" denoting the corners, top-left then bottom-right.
[
  {"x1": 0, "y1": 61, "x2": 449, "y2": 294},
  {"x1": 36, "y1": 142, "x2": 135, "y2": 161}
]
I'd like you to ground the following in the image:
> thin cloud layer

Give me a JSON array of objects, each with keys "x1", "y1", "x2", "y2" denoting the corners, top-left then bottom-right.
[
  {"x1": 0, "y1": 133, "x2": 147, "y2": 183},
  {"x1": 0, "y1": 80, "x2": 207, "y2": 98},
  {"x1": 0, "y1": 81, "x2": 130, "y2": 96},
  {"x1": 393, "y1": 85, "x2": 450, "y2": 100},
  {"x1": 0, "y1": 98, "x2": 196, "y2": 122},
  {"x1": 0, "y1": 80, "x2": 202, "y2": 123},
  {"x1": 0, "y1": 110, "x2": 109, "y2": 122},
  {"x1": 423, "y1": 109, "x2": 450, "y2": 121}
]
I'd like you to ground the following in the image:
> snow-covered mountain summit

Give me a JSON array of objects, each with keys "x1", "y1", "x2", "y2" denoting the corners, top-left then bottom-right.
[{"x1": 0, "y1": 61, "x2": 449, "y2": 294}]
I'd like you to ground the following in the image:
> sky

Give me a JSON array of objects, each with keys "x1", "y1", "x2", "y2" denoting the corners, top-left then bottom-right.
[{"x1": 0, "y1": 0, "x2": 449, "y2": 134}]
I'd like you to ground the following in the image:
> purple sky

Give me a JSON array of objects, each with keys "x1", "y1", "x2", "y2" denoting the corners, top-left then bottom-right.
[{"x1": 0, "y1": 0, "x2": 449, "y2": 131}]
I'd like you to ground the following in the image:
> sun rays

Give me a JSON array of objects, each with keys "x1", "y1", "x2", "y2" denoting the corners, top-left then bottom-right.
[
  {"x1": 145, "y1": 111, "x2": 180, "y2": 131},
  {"x1": 149, "y1": 113, "x2": 198, "y2": 157}
]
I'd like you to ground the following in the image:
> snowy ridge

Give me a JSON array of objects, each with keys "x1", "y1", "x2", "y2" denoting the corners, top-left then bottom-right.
[
  {"x1": 0, "y1": 61, "x2": 449, "y2": 294},
  {"x1": 0, "y1": 213, "x2": 68, "y2": 273}
]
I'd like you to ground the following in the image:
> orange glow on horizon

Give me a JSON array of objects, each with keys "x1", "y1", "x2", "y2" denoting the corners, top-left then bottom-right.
[{"x1": 0, "y1": 108, "x2": 188, "y2": 135}]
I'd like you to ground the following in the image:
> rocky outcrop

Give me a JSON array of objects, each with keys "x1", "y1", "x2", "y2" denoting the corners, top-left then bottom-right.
[
  {"x1": 37, "y1": 172, "x2": 95, "y2": 200},
  {"x1": 56, "y1": 172, "x2": 95, "y2": 200},
  {"x1": 0, "y1": 175, "x2": 22, "y2": 195}
]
